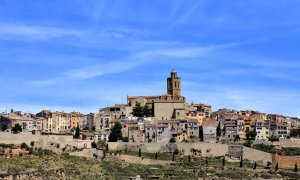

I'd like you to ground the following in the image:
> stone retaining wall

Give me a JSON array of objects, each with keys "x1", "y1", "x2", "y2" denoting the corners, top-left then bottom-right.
[{"x1": 272, "y1": 154, "x2": 300, "y2": 168}]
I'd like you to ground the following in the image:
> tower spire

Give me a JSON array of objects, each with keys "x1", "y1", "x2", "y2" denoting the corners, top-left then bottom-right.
[{"x1": 167, "y1": 70, "x2": 181, "y2": 96}]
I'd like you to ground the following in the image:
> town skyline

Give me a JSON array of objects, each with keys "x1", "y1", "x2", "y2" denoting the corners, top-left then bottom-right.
[{"x1": 1, "y1": 1, "x2": 300, "y2": 116}]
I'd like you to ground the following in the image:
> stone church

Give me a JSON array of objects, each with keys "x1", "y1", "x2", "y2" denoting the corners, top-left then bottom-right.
[{"x1": 127, "y1": 70, "x2": 189, "y2": 121}]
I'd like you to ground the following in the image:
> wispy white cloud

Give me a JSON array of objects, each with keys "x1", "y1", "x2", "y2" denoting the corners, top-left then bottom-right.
[
  {"x1": 0, "y1": 23, "x2": 128, "y2": 40},
  {"x1": 31, "y1": 41, "x2": 244, "y2": 86},
  {"x1": 0, "y1": 24, "x2": 84, "y2": 39}
]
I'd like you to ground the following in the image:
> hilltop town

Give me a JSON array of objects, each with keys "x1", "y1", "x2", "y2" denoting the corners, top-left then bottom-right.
[
  {"x1": 1, "y1": 70, "x2": 300, "y2": 179},
  {"x1": 1, "y1": 70, "x2": 299, "y2": 143}
]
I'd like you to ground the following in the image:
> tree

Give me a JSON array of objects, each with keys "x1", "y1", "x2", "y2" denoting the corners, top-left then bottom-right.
[
  {"x1": 109, "y1": 122, "x2": 123, "y2": 142},
  {"x1": 169, "y1": 137, "x2": 176, "y2": 143},
  {"x1": 234, "y1": 135, "x2": 240, "y2": 141},
  {"x1": 139, "y1": 148, "x2": 142, "y2": 157},
  {"x1": 295, "y1": 163, "x2": 298, "y2": 172},
  {"x1": 248, "y1": 130, "x2": 257, "y2": 140},
  {"x1": 246, "y1": 131, "x2": 250, "y2": 140},
  {"x1": 240, "y1": 156, "x2": 243, "y2": 167},
  {"x1": 91, "y1": 141, "x2": 97, "y2": 148},
  {"x1": 12, "y1": 123, "x2": 22, "y2": 134},
  {"x1": 30, "y1": 141, "x2": 34, "y2": 147},
  {"x1": 131, "y1": 102, "x2": 152, "y2": 118},
  {"x1": 1, "y1": 124, "x2": 8, "y2": 131},
  {"x1": 216, "y1": 122, "x2": 221, "y2": 137},
  {"x1": 143, "y1": 104, "x2": 151, "y2": 117},
  {"x1": 105, "y1": 144, "x2": 109, "y2": 152},
  {"x1": 275, "y1": 162, "x2": 278, "y2": 171},
  {"x1": 172, "y1": 152, "x2": 175, "y2": 161},
  {"x1": 188, "y1": 155, "x2": 191, "y2": 163},
  {"x1": 253, "y1": 161, "x2": 257, "y2": 170},
  {"x1": 222, "y1": 156, "x2": 225, "y2": 167},
  {"x1": 21, "y1": 142, "x2": 30, "y2": 150},
  {"x1": 122, "y1": 137, "x2": 129, "y2": 142},
  {"x1": 290, "y1": 129, "x2": 300, "y2": 137},
  {"x1": 199, "y1": 126, "x2": 204, "y2": 141},
  {"x1": 74, "y1": 125, "x2": 80, "y2": 139},
  {"x1": 131, "y1": 102, "x2": 144, "y2": 117},
  {"x1": 269, "y1": 135, "x2": 279, "y2": 142}
]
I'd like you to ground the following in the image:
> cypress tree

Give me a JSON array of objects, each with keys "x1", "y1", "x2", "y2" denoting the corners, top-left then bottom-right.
[
  {"x1": 275, "y1": 162, "x2": 278, "y2": 172},
  {"x1": 188, "y1": 155, "x2": 191, "y2": 163},
  {"x1": 205, "y1": 157, "x2": 208, "y2": 165},
  {"x1": 139, "y1": 148, "x2": 141, "y2": 157},
  {"x1": 172, "y1": 152, "x2": 175, "y2": 161},
  {"x1": 105, "y1": 144, "x2": 108, "y2": 152},
  {"x1": 74, "y1": 125, "x2": 80, "y2": 139},
  {"x1": 253, "y1": 161, "x2": 257, "y2": 170},
  {"x1": 155, "y1": 152, "x2": 158, "y2": 159},
  {"x1": 295, "y1": 163, "x2": 298, "y2": 172},
  {"x1": 240, "y1": 156, "x2": 243, "y2": 167},
  {"x1": 222, "y1": 156, "x2": 225, "y2": 167}
]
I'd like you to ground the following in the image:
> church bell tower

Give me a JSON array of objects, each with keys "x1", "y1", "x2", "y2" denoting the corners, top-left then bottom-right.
[{"x1": 167, "y1": 70, "x2": 181, "y2": 96}]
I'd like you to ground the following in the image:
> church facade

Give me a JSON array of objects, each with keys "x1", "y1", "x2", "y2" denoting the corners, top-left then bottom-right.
[{"x1": 127, "y1": 70, "x2": 188, "y2": 121}]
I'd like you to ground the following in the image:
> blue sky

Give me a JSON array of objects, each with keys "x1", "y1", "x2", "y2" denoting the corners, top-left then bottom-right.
[{"x1": 0, "y1": 0, "x2": 300, "y2": 116}]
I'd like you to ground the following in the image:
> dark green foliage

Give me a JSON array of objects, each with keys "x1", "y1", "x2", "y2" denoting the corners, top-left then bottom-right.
[
  {"x1": 295, "y1": 163, "x2": 298, "y2": 172},
  {"x1": 155, "y1": 152, "x2": 158, "y2": 159},
  {"x1": 188, "y1": 155, "x2": 191, "y2": 163},
  {"x1": 240, "y1": 156, "x2": 243, "y2": 167},
  {"x1": 275, "y1": 162, "x2": 278, "y2": 171},
  {"x1": 108, "y1": 122, "x2": 123, "y2": 142},
  {"x1": 131, "y1": 102, "x2": 144, "y2": 117},
  {"x1": 248, "y1": 130, "x2": 257, "y2": 140},
  {"x1": 21, "y1": 142, "x2": 30, "y2": 150},
  {"x1": 279, "y1": 147, "x2": 300, "y2": 156},
  {"x1": 222, "y1": 156, "x2": 225, "y2": 166},
  {"x1": 253, "y1": 144, "x2": 300, "y2": 156},
  {"x1": 199, "y1": 126, "x2": 204, "y2": 141},
  {"x1": 74, "y1": 125, "x2": 80, "y2": 139},
  {"x1": 169, "y1": 137, "x2": 176, "y2": 143},
  {"x1": 253, "y1": 161, "x2": 257, "y2": 170},
  {"x1": 252, "y1": 144, "x2": 277, "y2": 154},
  {"x1": 243, "y1": 140, "x2": 253, "y2": 147},
  {"x1": 131, "y1": 102, "x2": 152, "y2": 118},
  {"x1": 205, "y1": 157, "x2": 208, "y2": 165},
  {"x1": 122, "y1": 137, "x2": 129, "y2": 142},
  {"x1": 106, "y1": 144, "x2": 109, "y2": 152},
  {"x1": 30, "y1": 141, "x2": 34, "y2": 147},
  {"x1": 91, "y1": 141, "x2": 97, "y2": 148},
  {"x1": 12, "y1": 123, "x2": 22, "y2": 133},
  {"x1": 138, "y1": 148, "x2": 141, "y2": 157},
  {"x1": 290, "y1": 129, "x2": 300, "y2": 137},
  {"x1": 216, "y1": 122, "x2": 221, "y2": 137},
  {"x1": 269, "y1": 135, "x2": 279, "y2": 142},
  {"x1": 172, "y1": 152, "x2": 175, "y2": 161},
  {"x1": 1, "y1": 124, "x2": 8, "y2": 131},
  {"x1": 142, "y1": 104, "x2": 151, "y2": 117},
  {"x1": 56, "y1": 144, "x2": 60, "y2": 148},
  {"x1": 234, "y1": 135, "x2": 240, "y2": 141}
]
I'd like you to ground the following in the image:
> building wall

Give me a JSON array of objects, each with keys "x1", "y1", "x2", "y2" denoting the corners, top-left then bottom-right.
[
  {"x1": 0, "y1": 133, "x2": 76, "y2": 148},
  {"x1": 154, "y1": 102, "x2": 186, "y2": 120},
  {"x1": 243, "y1": 146, "x2": 272, "y2": 165},
  {"x1": 272, "y1": 154, "x2": 300, "y2": 168},
  {"x1": 107, "y1": 142, "x2": 229, "y2": 157}
]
